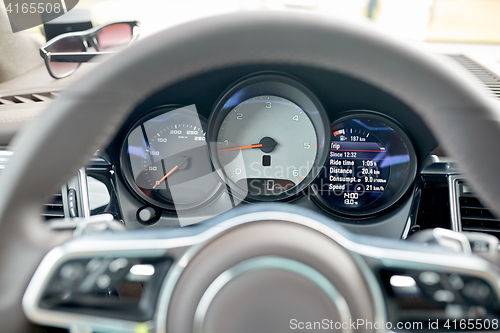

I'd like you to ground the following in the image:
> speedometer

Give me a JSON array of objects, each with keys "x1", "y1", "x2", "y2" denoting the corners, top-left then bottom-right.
[
  {"x1": 121, "y1": 105, "x2": 222, "y2": 211},
  {"x1": 208, "y1": 75, "x2": 330, "y2": 201},
  {"x1": 313, "y1": 112, "x2": 416, "y2": 216}
]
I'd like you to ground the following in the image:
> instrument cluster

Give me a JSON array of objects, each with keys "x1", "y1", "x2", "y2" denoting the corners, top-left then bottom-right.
[{"x1": 120, "y1": 73, "x2": 417, "y2": 221}]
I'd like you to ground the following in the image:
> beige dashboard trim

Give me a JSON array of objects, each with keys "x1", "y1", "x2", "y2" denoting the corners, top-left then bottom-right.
[{"x1": 0, "y1": 64, "x2": 96, "y2": 145}]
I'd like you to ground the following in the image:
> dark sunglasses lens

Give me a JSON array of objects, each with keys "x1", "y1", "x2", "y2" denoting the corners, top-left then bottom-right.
[
  {"x1": 96, "y1": 23, "x2": 133, "y2": 51},
  {"x1": 47, "y1": 37, "x2": 85, "y2": 78}
]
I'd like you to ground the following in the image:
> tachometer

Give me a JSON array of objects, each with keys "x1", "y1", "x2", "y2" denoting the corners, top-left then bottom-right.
[
  {"x1": 121, "y1": 105, "x2": 222, "y2": 211},
  {"x1": 313, "y1": 112, "x2": 416, "y2": 216},
  {"x1": 208, "y1": 75, "x2": 330, "y2": 201}
]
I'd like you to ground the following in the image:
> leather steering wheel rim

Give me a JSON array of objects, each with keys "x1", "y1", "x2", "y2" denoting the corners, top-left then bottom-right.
[{"x1": 1, "y1": 10, "x2": 499, "y2": 331}]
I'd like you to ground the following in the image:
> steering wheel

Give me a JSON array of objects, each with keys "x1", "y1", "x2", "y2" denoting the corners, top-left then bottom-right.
[{"x1": 2, "y1": 11, "x2": 500, "y2": 332}]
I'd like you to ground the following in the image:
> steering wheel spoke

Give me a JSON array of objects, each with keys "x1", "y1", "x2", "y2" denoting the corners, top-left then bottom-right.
[
  {"x1": 358, "y1": 232, "x2": 500, "y2": 327},
  {"x1": 23, "y1": 229, "x2": 190, "y2": 332},
  {"x1": 22, "y1": 206, "x2": 500, "y2": 333}
]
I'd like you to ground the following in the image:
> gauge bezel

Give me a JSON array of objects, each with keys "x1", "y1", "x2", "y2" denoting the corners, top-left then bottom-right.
[
  {"x1": 311, "y1": 111, "x2": 417, "y2": 217},
  {"x1": 120, "y1": 105, "x2": 223, "y2": 212},
  {"x1": 208, "y1": 73, "x2": 330, "y2": 202}
]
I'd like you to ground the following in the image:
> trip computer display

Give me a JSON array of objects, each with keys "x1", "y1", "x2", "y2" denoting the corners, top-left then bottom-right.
[{"x1": 313, "y1": 113, "x2": 416, "y2": 216}]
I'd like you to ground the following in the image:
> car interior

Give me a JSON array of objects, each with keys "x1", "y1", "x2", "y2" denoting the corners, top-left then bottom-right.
[{"x1": 2, "y1": 1, "x2": 500, "y2": 332}]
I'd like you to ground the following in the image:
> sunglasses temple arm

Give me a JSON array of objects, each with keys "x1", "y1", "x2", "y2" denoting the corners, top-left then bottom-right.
[{"x1": 49, "y1": 51, "x2": 117, "y2": 63}]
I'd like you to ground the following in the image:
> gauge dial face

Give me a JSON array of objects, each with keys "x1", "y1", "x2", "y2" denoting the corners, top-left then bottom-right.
[
  {"x1": 123, "y1": 106, "x2": 221, "y2": 211},
  {"x1": 209, "y1": 75, "x2": 330, "y2": 201},
  {"x1": 215, "y1": 95, "x2": 318, "y2": 196},
  {"x1": 314, "y1": 113, "x2": 416, "y2": 216}
]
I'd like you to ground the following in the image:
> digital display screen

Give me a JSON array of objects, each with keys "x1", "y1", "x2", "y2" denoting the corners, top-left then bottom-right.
[
  {"x1": 328, "y1": 139, "x2": 391, "y2": 208},
  {"x1": 314, "y1": 115, "x2": 415, "y2": 216},
  {"x1": 236, "y1": 178, "x2": 296, "y2": 195}
]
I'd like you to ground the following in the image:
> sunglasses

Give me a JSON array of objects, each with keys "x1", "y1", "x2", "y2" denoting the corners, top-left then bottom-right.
[{"x1": 40, "y1": 21, "x2": 141, "y2": 79}]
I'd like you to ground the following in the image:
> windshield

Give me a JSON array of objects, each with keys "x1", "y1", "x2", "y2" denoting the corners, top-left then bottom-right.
[{"x1": 20, "y1": 0, "x2": 500, "y2": 44}]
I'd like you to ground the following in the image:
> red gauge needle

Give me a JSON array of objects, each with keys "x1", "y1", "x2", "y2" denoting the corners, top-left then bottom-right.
[
  {"x1": 219, "y1": 137, "x2": 278, "y2": 153},
  {"x1": 153, "y1": 165, "x2": 178, "y2": 189},
  {"x1": 219, "y1": 143, "x2": 263, "y2": 152},
  {"x1": 152, "y1": 156, "x2": 189, "y2": 189}
]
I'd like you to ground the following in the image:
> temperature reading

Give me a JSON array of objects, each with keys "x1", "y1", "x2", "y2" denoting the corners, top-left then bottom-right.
[{"x1": 343, "y1": 192, "x2": 358, "y2": 205}]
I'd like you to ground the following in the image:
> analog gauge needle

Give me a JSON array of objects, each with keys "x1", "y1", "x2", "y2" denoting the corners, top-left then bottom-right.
[
  {"x1": 153, "y1": 156, "x2": 188, "y2": 189},
  {"x1": 220, "y1": 137, "x2": 278, "y2": 153}
]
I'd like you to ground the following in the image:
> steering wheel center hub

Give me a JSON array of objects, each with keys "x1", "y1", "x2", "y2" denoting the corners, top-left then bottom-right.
[
  {"x1": 193, "y1": 257, "x2": 350, "y2": 333},
  {"x1": 165, "y1": 220, "x2": 377, "y2": 333}
]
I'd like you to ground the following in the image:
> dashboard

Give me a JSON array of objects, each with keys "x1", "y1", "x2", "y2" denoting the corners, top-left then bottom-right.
[
  {"x1": 5, "y1": 8, "x2": 500, "y2": 333},
  {"x1": 6, "y1": 11, "x2": 500, "y2": 333},
  {"x1": 97, "y1": 65, "x2": 439, "y2": 236}
]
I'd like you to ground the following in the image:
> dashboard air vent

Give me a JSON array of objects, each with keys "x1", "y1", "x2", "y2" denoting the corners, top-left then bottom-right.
[
  {"x1": 0, "y1": 91, "x2": 59, "y2": 105},
  {"x1": 42, "y1": 192, "x2": 65, "y2": 220},
  {"x1": 0, "y1": 150, "x2": 67, "y2": 220},
  {"x1": 457, "y1": 182, "x2": 500, "y2": 238},
  {"x1": 449, "y1": 55, "x2": 500, "y2": 100}
]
